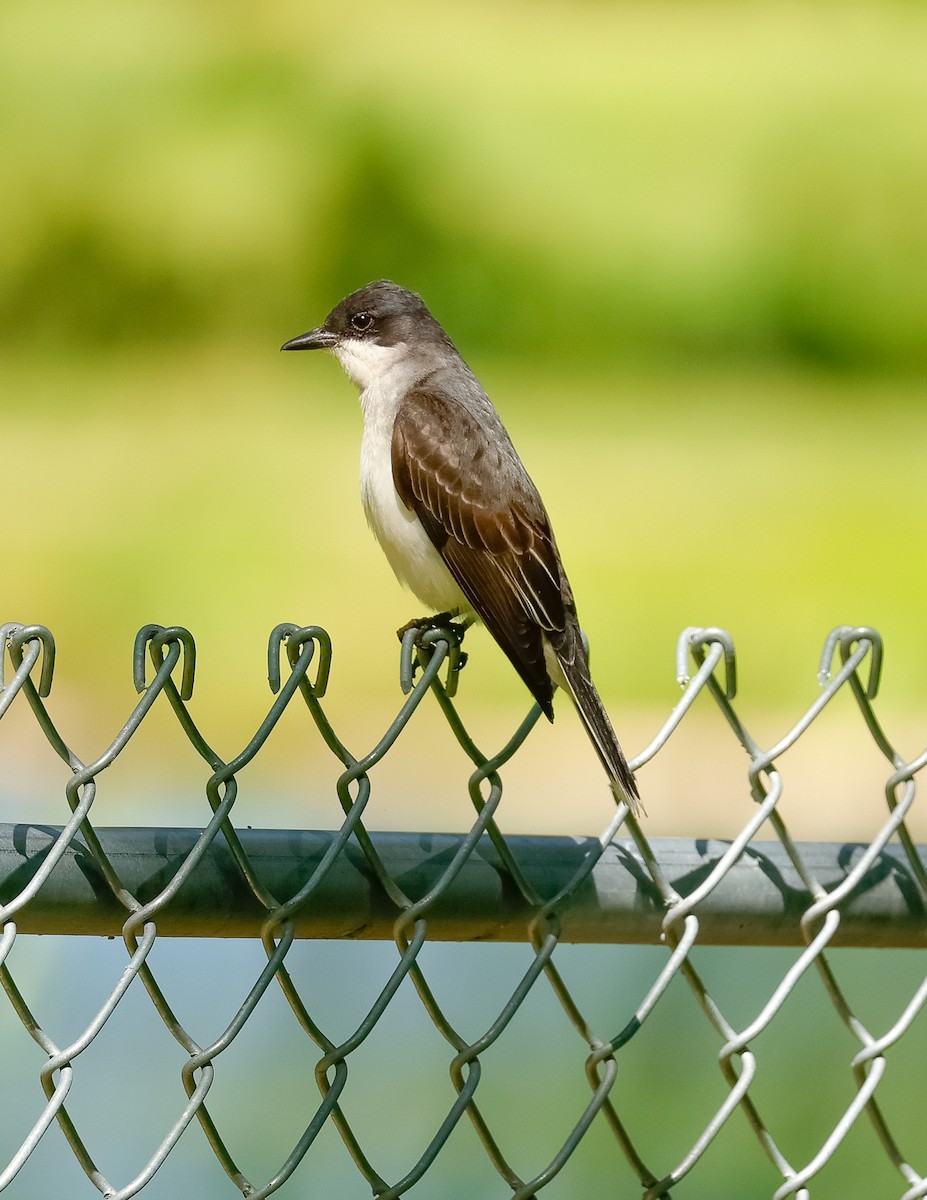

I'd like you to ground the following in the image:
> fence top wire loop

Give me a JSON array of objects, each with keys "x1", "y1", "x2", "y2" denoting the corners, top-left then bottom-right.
[
  {"x1": 398, "y1": 618, "x2": 469, "y2": 697},
  {"x1": 818, "y1": 624, "x2": 883, "y2": 699},
  {"x1": 0, "y1": 622, "x2": 56, "y2": 699},
  {"x1": 133, "y1": 624, "x2": 197, "y2": 701},
  {"x1": 676, "y1": 625, "x2": 737, "y2": 699},
  {"x1": 267, "y1": 623, "x2": 332, "y2": 697}
]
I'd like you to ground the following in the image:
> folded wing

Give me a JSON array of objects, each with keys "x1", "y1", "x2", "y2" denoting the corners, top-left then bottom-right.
[{"x1": 392, "y1": 388, "x2": 565, "y2": 718}]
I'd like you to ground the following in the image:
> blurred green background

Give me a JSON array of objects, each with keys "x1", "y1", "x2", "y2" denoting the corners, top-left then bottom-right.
[{"x1": 2, "y1": 0, "x2": 926, "y2": 1196}]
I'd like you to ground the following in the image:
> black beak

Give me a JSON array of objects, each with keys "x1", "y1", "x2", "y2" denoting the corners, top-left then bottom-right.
[{"x1": 280, "y1": 327, "x2": 339, "y2": 351}]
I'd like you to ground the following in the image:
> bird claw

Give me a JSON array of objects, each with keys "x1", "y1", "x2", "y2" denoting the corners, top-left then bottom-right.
[
  {"x1": 396, "y1": 611, "x2": 456, "y2": 641},
  {"x1": 397, "y1": 614, "x2": 469, "y2": 697}
]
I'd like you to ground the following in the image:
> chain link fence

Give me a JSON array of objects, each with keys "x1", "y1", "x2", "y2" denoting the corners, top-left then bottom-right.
[{"x1": 1, "y1": 620, "x2": 925, "y2": 1199}]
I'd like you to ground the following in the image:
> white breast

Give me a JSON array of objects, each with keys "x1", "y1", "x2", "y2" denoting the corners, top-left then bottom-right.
[{"x1": 348, "y1": 345, "x2": 469, "y2": 615}]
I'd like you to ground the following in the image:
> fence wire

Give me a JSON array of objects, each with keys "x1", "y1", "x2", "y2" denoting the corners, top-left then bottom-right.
[{"x1": 0, "y1": 620, "x2": 925, "y2": 1199}]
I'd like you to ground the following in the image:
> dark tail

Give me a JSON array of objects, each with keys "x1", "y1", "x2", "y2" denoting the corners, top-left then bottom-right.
[{"x1": 555, "y1": 641, "x2": 643, "y2": 817}]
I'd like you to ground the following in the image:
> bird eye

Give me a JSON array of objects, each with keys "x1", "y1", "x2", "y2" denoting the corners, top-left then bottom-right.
[{"x1": 350, "y1": 311, "x2": 372, "y2": 332}]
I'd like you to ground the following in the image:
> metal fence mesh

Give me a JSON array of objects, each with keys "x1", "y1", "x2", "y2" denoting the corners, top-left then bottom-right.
[{"x1": 0, "y1": 620, "x2": 925, "y2": 1199}]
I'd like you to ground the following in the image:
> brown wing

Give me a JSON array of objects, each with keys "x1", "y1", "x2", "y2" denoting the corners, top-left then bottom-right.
[{"x1": 392, "y1": 389, "x2": 566, "y2": 717}]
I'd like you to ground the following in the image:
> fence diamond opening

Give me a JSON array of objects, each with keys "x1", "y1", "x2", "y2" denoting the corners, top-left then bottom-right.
[{"x1": 0, "y1": 621, "x2": 925, "y2": 1199}]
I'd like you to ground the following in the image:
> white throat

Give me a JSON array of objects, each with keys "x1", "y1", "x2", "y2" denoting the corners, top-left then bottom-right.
[{"x1": 332, "y1": 337, "x2": 411, "y2": 392}]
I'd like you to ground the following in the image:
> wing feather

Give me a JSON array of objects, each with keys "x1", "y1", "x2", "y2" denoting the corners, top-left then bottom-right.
[{"x1": 392, "y1": 389, "x2": 566, "y2": 716}]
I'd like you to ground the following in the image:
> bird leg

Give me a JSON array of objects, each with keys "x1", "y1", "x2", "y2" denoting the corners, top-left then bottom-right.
[
  {"x1": 396, "y1": 612, "x2": 472, "y2": 696},
  {"x1": 396, "y1": 611, "x2": 473, "y2": 644}
]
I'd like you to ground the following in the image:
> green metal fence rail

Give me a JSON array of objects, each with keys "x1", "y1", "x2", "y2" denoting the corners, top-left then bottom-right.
[{"x1": 1, "y1": 621, "x2": 925, "y2": 1199}]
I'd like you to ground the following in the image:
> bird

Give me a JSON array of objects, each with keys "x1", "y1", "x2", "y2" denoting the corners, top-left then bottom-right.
[{"x1": 282, "y1": 281, "x2": 641, "y2": 815}]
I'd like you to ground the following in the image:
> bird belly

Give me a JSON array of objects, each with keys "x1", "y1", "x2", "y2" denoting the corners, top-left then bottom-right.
[
  {"x1": 359, "y1": 399, "x2": 470, "y2": 615},
  {"x1": 367, "y1": 483, "x2": 469, "y2": 612}
]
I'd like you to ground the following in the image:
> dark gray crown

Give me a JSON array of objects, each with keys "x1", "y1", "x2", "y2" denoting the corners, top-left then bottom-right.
[{"x1": 324, "y1": 281, "x2": 453, "y2": 348}]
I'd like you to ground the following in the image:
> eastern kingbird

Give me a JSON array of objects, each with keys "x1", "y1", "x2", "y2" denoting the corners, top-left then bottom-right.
[{"x1": 282, "y1": 281, "x2": 641, "y2": 815}]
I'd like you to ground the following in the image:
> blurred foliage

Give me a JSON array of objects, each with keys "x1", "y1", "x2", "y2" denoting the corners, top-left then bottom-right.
[{"x1": 1, "y1": 0, "x2": 927, "y2": 367}]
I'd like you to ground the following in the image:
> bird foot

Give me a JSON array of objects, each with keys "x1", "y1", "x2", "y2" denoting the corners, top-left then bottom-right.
[
  {"x1": 396, "y1": 611, "x2": 460, "y2": 640},
  {"x1": 396, "y1": 613, "x2": 470, "y2": 696}
]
